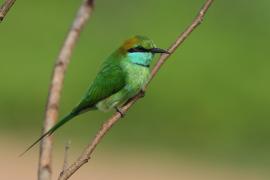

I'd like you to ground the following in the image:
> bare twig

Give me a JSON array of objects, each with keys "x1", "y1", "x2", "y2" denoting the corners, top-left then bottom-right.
[
  {"x1": 0, "y1": 0, "x2": 16, "y2": 22},
  {"x1": 58, "y1": 0, "x2": 214, "y2": 179},
  {"x1": 38, "y1": 0, "x2": 95, "y2": 180},
  {"x1": 62, "y1": 141, "x2": 71, "y2": 173}
]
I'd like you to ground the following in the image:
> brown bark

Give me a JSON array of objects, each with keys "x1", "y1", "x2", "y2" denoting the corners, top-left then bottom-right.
[
  {"x1": 38, "y1": 1, "x2": 95, "y2": 180},
  {"x1": 0, "y1": 0, "x2": 16, "y2": 21}
]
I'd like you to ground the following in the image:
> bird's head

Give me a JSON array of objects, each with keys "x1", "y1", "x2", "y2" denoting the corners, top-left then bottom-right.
[{"x1": 118, "y1": 35, "x2": 169, "y2": 67}]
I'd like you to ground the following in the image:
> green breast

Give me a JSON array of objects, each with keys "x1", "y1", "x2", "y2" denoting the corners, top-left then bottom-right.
[{"x1": 122, "y1": 61, "x2": 150, "y2": 95}]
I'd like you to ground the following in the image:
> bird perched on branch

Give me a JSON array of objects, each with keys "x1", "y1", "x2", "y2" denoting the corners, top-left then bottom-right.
[{"x1": 21, "y1": 35, "x2": 169, "y2": 156}]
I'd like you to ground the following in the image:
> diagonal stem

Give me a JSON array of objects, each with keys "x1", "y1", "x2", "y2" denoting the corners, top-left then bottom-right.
[{"x1": 0, "y1": 0, "x2": 16, "y2": 22}]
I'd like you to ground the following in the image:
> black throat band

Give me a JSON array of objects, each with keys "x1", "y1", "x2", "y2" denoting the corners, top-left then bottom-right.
[{"x1": 133, "y1": 62, "x2": 150, "y2": 68}]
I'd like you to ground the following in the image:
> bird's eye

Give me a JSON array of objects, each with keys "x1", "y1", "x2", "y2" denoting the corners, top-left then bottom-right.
[{"x1": 128, "y1": 46, "x2": 149, "y2": 53}]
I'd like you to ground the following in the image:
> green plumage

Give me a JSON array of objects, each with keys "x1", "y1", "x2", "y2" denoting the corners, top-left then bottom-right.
[{"x1": 21, "y1": 35, "x2": 169, "y2": 156}]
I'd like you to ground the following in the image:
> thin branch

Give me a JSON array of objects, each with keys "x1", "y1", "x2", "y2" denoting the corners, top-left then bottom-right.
[
  {"x1": 0, "y1": 0, "x2": 16, "y2": 22},
  {"x1": 62, "y1": 141, "x2": 71, "y2": 174},
  {"x1": 58, "y1": 0, "x2": 214, "y2": 179},
  {"x1": 38, "y1": 0, "x2": 95, "y2": 180}
]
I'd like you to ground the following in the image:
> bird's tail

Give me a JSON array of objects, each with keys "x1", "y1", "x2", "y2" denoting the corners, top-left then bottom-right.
[{"x1": 19, "y1": 112, "x2": 78, "y2": 157}]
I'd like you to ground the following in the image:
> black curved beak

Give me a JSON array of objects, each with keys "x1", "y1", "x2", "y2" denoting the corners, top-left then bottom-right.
[{"x1": 150, "y1": 48, "x2": 170, "y2": 54}]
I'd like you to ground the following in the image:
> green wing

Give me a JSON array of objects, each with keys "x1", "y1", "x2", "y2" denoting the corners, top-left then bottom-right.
[
  {"x1": 72, "y1": 62, "x2": 126, "y2": 113},
  {"x1": 20, "y1": 58, "x2": 126, "y2": 156}
]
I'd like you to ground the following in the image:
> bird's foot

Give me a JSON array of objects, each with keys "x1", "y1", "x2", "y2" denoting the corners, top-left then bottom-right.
[
  {"x1": 139, "y1": 89, "x2": 146, "y2": 98},
  {"x1": 115, "y1": 107, "x2": 125, "y2": 118}
]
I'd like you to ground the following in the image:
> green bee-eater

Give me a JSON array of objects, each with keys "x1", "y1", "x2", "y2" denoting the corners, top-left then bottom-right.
[{"x1": 21, "y1": 35, "x2": 169, "y2": 155}]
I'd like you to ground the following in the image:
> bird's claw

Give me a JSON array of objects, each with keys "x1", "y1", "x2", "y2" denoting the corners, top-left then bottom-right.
[
  {"x1": 115, "y1": 107, "x2": 125, "y2": 118},
  {"x1": 140, "y1": 89, "x2": 146, "y2": 97}
]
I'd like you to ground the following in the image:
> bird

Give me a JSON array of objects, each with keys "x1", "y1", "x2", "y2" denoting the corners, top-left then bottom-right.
[{"x1": 20, "y1": 35, "x2": 169, "y2": 156}]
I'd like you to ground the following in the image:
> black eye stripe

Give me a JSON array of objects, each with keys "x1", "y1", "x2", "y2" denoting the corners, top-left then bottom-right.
[{"x1": 128, "y1": 46, "x2": 150, "y2": 53}]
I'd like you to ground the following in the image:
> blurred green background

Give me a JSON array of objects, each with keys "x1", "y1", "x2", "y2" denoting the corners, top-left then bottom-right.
[{"x1": 1, "y1": 0, "x2": 270, "y2": 173}]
